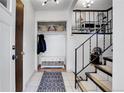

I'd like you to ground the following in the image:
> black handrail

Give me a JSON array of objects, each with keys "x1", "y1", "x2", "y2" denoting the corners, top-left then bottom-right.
[{"x1": 73, "y1": 7, "x2": 112, "y2": 12}]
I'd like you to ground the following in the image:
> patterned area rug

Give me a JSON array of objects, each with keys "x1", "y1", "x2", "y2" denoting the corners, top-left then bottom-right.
[{"x1": 37, "y1": 72, "x2": 66, "y2": 92}]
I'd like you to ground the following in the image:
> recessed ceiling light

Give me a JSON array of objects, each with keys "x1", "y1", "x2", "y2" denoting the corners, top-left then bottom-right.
[
  {"x1": 56, "y1": 0, "x2": 59, "y2": 4},
  {"x1": 41, "y1": 0, "x2": 60, "y2": 6},
  {"x1": 82, "y1": 0, "x2": 95, "y2": 8}
]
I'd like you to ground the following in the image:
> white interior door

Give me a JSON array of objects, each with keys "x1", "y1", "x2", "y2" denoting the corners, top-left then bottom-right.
[{"x1": 0, "y1": 0, "x2": 15, "y2": 91}]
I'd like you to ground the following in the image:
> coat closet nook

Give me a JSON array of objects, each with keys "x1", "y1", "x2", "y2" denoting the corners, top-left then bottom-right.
[{"x1": 37, "y1": 21, "x2": 67, "y2": 71}]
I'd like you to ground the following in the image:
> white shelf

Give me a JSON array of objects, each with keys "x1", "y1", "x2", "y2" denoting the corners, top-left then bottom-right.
[
  {"x1": 37, "y1": 21, "x2": 66, "y2": 35},
  {"x1": 38, "y1": 31, "x2": 67, "y2": 35}
]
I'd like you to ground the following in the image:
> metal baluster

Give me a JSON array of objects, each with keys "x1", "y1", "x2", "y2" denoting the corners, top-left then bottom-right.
[
  {"x1": 89, "y1": 38, "x2": 92, "y2": 64},
  {"x1": 111, "y1": 9, "x2": 113, "y2": 29},
  {"x1": 85, "y1": 12, "x2": 86, "y2": 33},
  {"x1": 110, "y1": 33, "x2": 112, "y2": 45},
  {"x1": 103, "y1": 31, "x2": 105, "y2": 50},
  {"x1": 75, "y1": 12, "x2": 77, "y2": 31},
  {"x1": 98, "y1": 12, "x2": 100, "y2": 33},
  {"x1": 107, "y1": 11, "x2": 109, "y2": 33},
  {"x1": 111, "y1": 9, "x2": 113, "y2": 45},
  {"x1": 89, "y1": 39, "x2": 91, "y2": 54},
  {"x1": 82, "y1": 45, "x2": 84, "y2": 68},
  {"x1": 96, "y1": 31, "x2": 98, "y2": 48},
  {"x1": 102, "y1": 12, "x2": 104, "y2": 33},
  {"x1": 80, "y1": 11, "x2": 81, "y2": 33},
  {"x1": 103, "y1": 12, "x2": 108, "y2": 50},
  {"x1": 93, "y1": 12, "x2": 95, "y2": 33},
  {"x1": 75, "y1": 49, "x2": 77, "y2": 88},
  {"x1": 89, "y1": 12, "x2": 90, "y2": 33},
  {"x1": 110, "y1": 20, "x2": 112, "y2": 45},
  {"x1": 96, "y1": 12, "x2": 99, "y2": 47}
]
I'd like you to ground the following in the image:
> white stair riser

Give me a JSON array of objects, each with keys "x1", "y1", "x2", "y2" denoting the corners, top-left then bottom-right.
[
  {"x1": 96, "y1": 87, "x2": 103, "y2": 92},
  {"x1": 97, "y1": 69, "x2": 112, "y2": 81},
  {"x1": 78, "y1": 65, "x2": 96, "y2": 80},
  {"x1": 87, "y1": 78, "x2": 97, "y2": 91},
  {"x1": 87, "y1": 78, "x2": 103, "y2": 91},
  {"x1": 106, "y1": 61, "x2": 112, "y2": 67}
]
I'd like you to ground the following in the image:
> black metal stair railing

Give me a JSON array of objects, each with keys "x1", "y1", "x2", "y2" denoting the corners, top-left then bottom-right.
[
  {"x1": 75, "y1": 19, "x2": 112, "y2": 88},
  {"x1": 72, "y1": 7, "x2": 112, "y2": 34}
]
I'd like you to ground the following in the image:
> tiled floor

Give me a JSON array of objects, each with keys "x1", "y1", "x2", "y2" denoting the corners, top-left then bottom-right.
[{"x1": 23, "y1": 71, "x2": 81, "y2": 92}]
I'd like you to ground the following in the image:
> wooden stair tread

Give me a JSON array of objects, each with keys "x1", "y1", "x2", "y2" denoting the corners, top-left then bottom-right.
[
  {"x1": 101, "y1": 81, "x2": 112, "y2": 90},
  {"x1": 86, "y1": 73, "x2": 112, "y2": 92},
  {"x1": 87, "y1": 73, "x2": 107, "y2": 81},
  {"x1": 76, "y1": 77, "x2": 96, "y2": 92},
  {"x1": 80, "y1": 81, "x2": 96, "y2": 92},
  {"x1": 95, "y1": 65, "x2": 112, "y2": 76}
]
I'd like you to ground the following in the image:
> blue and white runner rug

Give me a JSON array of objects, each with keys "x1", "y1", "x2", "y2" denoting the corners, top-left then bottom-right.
[{"x1": 37, "y1": 72, "x2": 66, "y2": 92}]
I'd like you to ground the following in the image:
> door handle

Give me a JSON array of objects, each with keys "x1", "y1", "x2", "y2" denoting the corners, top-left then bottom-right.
[
  {"x1": 12, "y1": 55, "x2": 18, "y2": 60},
  {"x1": 12, "y1": 51, "x2": 24, "y2": 60},
  {"x1": 21, "y1": 51, "x2": 25, "y2": 55}
]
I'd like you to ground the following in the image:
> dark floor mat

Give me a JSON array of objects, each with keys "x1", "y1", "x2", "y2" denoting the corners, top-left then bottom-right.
[{"x1": 37, "y1": 72, "x2": 66, "y2": 92}]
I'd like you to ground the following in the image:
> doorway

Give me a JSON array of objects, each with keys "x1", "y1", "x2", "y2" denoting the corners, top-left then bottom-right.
[{"x1": 15, "y1": 0, "x2": 24, "y2": 92}]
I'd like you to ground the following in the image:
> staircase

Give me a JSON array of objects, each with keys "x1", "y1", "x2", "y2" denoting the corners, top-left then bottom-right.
[
  {"x1": 74, "y1": 20, "x2": 113, "y2": 92},
  {"x1": 77, "y1": 57, "x2": 112, "y2": 92}
]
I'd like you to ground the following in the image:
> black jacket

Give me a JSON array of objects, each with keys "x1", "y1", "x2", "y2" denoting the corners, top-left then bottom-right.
[{"x1": 37, "y1": 34, "x2": 46, "y2": 54}]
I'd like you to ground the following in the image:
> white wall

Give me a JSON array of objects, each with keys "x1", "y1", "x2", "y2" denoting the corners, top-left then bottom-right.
[
  {"x1": 35, "y1": 11, "x2": 68, "y2": 21},
  {"x1": 35, "y1": 10, "x2": 68, "y2": 69},
  {"x1": 21, "y1": 0, "x2": 35, "y2": 90},
  {"x1": 38, "y1": 35, "x2": 66, "y2": 65},
  {"x1": 113, "y1": 0, "x2": 124, "y2": 91},
  {"x1": 40, "y1": 35, "x2": 66, "y2": 56}
]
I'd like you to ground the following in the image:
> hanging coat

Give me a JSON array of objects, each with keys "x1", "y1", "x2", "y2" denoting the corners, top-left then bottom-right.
[{"x1": 37, "y1": 34, "x2": 46, "y2": 54}]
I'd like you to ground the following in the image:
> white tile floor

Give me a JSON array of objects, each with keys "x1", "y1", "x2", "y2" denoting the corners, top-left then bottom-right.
[{"x1": 24, "y1": 71, "x2": 81, "y2": 92}]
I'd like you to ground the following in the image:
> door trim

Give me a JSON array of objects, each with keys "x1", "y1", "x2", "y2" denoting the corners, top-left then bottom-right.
[{"x1": 15, "y1": 0, "x2": 24, "y2": 92}]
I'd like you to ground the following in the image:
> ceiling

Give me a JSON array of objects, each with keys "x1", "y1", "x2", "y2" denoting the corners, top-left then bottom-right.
[
  {"x1": 31, "y1": 0, "x2": 74, "y2": 11},
  {"x1": 74, "y1": 0, "x2": 112, "y2": 10},
  {"x1": 31, "y1": 0, "x2": 112, "y2": 11}
]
